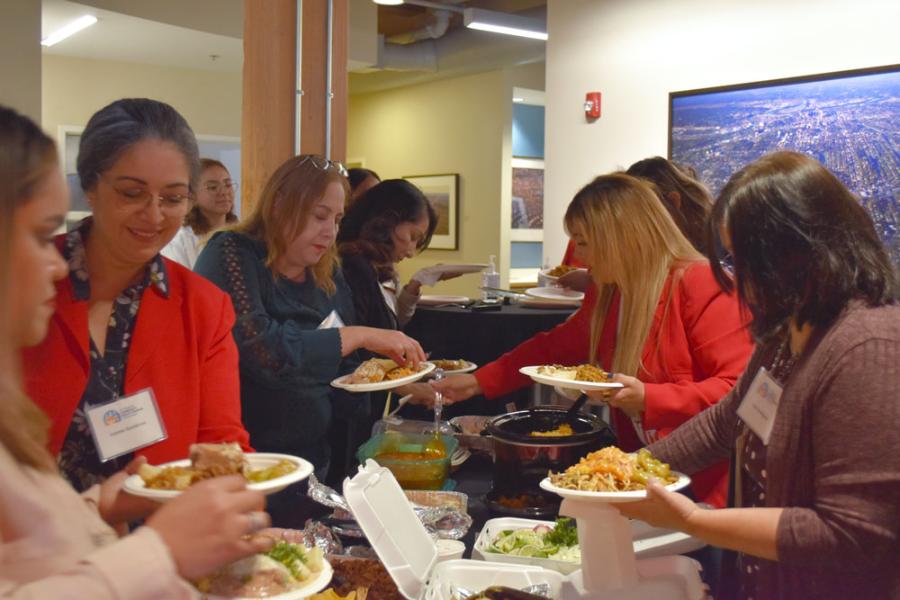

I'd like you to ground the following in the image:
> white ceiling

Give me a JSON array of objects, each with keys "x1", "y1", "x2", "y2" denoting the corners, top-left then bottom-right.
[{"x1": 41, "y1": 0, "x2": 243, "y2": 73}]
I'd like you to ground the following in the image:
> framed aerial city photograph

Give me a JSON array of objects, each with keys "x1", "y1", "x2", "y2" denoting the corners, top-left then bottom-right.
[
  {"x1": 403, "y1": 173, "x2": 459, "y2": 250},
  {"x1": 669, "y1": 64, "x2": 899, "y2": 263}
]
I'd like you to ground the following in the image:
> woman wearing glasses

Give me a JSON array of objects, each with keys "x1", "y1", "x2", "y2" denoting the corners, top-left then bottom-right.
[
  {"x1": 162, "y1": 158, "x2": 238, "y2": 268},
  {"x1": 433, "y1": 173, "x2": 753, "y2": 508},
  {"x1": 194, "y1": 155, "x2": 426, "y2": 489},
  {"x1": 618, "y1": 152, "x2": 900, "y2": 599},
  {"x1": 21, "y1": 98, "x2": 251, "y2": 491},
  {"x1": 0, "y1": 103, "x2": 271, "y2": 599}
]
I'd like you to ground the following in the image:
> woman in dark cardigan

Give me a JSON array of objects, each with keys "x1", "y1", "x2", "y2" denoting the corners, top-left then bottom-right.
[{"x1": 615, "y1": 151, "x2": 900, "y2": 600}]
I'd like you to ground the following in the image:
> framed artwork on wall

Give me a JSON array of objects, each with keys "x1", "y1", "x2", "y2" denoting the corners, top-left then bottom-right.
[
  {"x1": 403, "y1": 173, "x2": 459, "y2": 250},
  {"x1": 511, "y1": 157, "x2": 544, "y2": 242},
  {"x1": 669, "y1": 64, "x2": 900, "y2": 263}
]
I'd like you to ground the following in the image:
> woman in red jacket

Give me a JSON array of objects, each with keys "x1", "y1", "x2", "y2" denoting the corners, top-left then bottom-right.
[
  {"x1": 21, "y1": 99, "x2": 250, "y2": 492},
  {"x1": 433, "y1": 173, "x2": 753, "y2": 507}
]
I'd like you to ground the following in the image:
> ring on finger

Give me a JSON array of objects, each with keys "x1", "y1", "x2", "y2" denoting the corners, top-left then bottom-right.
[{"x1": 245, "y1": 510, "x2": 269, "y2": 535}]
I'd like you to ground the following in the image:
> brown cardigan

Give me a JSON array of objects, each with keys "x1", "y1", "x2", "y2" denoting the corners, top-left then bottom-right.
[{"x1": 649, "y1": 301, "x2": 900, "y2": 599}]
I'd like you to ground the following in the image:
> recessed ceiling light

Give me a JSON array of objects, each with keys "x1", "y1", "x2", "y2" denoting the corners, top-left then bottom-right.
[
  {"x1": 513, "y1": 97, "x2": 525, "y2": 103},
  {"x1": 373, "y1": 0, "x2": 404, "y2": 5},
  {"x1": 41, "y1": 15, "x2": 98, "y2": 47}
]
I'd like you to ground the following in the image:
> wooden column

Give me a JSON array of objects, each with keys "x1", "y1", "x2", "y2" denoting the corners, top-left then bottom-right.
[{"x1": 242, "y1": 0, "x2": 348, "y2": 215}]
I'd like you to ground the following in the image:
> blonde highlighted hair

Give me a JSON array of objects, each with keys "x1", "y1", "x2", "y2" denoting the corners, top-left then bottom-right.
[
  {"x1": 231, "y1": 155, "x2": 349, "y2": 294},
  {"x1": 0, "y1": 105, "x2": 58, "y2": 472},
  {"x1": 565, "y1": 173, "x2": 705, "y2": 378}
]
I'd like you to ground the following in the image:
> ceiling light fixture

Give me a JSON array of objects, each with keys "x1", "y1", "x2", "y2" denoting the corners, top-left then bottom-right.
[
  {"x1": 513, "y1": 97, "x2": 525, "y2": 103},
  {"x1": 373, "y1": 0, "x2": 405, "y2": 5},
  {"x1": 464, "y1": 8, "x2": 547, "y2": 41},
  {"x1": 41, "y1": 15, "x2": 98, "y2": 47}
]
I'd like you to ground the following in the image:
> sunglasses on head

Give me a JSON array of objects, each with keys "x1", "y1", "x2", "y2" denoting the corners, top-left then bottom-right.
[{"x1": 296, "y1": 155, "x2": 348, "y2": 177}]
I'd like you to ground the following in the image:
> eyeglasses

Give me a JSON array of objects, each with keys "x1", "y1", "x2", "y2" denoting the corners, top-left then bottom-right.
[
  {"x1": 203, "y1": 181, "x2": 238, "y2": 194},
  {"x1": 296, "y1": 155, "x2": 348, "y2": 177},
  {"x1": 101, "y1": 176, "x2": 191, "y2": 215}
]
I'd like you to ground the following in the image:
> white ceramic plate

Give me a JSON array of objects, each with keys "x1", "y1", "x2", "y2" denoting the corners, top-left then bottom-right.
[
  {"x1": 519, "y1": 365, "x2": 623, "y2": 391},
  {"x1": 331, "y1": 361, "x2": 436, "y2": 392},
  {"x1": 418, "y1": 295, "x2": 473, "y2": 306},
  {"x1": 203, "y1": 559, "x2": 333, "y2": 600},
  {"x1": 539, "y1": 472, "x2": 691, "y2": 503},
  {"x1": 429, "y1": 360, "x2": 478, "y2": 374},
  {"x1": 525, "y1": 287, "x2": 585, "y2": 302},
  {"x1": 427, "y1": 263, "x2": 488, "y2": 275},
  {"x1": 123, "y1": 453, "x2": 314, "y2": 503}
]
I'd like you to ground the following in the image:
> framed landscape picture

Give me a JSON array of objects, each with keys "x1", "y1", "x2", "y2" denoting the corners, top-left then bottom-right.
[
  {"x1": 403, "y1": 173, "x2": 459, "y2": 250},
  {"x1": 669, "y1": 64, "x2": 899, "y2": 264}
]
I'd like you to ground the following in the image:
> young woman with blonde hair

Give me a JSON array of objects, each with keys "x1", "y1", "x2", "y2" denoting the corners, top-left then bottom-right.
[
  {"x1": 0, "y1": 104, "x2": 270, "y2": 598},
  {"x1": 194, "y1": 155, "x2": 425, "y2": 486},
  {"x1": 433, "y1": 173, "x2": 753, "y2": 506}
]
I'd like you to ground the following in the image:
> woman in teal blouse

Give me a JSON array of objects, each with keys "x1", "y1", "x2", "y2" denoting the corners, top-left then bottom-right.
[{"x1": 195, "y1": 155, "x2": 425, "y2": 477}]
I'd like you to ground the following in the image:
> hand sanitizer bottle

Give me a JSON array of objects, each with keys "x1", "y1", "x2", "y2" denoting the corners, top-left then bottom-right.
[{"x1": 482, "y1": 255, "x2": 500, "y2": 303}]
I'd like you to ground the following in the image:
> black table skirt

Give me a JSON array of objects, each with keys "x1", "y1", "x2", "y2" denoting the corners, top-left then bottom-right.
[{"x1": 401, "y1": 303, "x2": 575, "y2": 419}]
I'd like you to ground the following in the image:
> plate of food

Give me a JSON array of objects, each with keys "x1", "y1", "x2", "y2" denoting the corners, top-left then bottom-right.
[
  {"x1": 123, "y1": 443, "x2": 313, "y2": 502},
  {"x1": 332, "y1": 358, "x2": 436, "y2": 392},
  {"x1": 540, "y1": 447, "x2": 690, "y2": 503},
  {"x1": 428, "y1": 359, "x2": 478, "y2": 374},
  {"x1": 525, "y1": 287, "x2": 584, "y2": 302},
  {"x1": 539, "y1": 265, "x2": 583, "y2": 281},
  {"x1": 197, "y1": 540, "x2": 332, "y2": 599},
  {"x1": 519, "y1": 365, "x2": 623, "y2": 391}
]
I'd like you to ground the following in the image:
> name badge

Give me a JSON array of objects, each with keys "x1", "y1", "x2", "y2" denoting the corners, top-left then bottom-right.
[
  {"x1": 85, "y1": 388, "x2": 167, "y2": 462},
  {"x1": 737, "y1": 367, "x2": 783, "y2": 445},
  {"x1": 318, "y1": 310, "x2": 345, "y2": 329}
]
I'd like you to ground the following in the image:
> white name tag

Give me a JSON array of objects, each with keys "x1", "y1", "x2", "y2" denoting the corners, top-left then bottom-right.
[
  {"x1": 85, "y1": 388, "x2": 167, "y2": 462},
  {"x1": 737, "y1": 367, "x2": 783, "y2": 445},
  {"x1": 318, "y1": 309, "x2": 345, "y2": 329}
]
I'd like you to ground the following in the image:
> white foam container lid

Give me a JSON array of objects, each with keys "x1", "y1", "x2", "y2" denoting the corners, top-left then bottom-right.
[{"x1": 344, "y1": 460, "x2": 563, "y2": 600}]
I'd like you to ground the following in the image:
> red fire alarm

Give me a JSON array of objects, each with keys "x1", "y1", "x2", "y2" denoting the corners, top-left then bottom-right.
[{"x1": 584, "y1": 92, "x2": 601, "y2": 120}]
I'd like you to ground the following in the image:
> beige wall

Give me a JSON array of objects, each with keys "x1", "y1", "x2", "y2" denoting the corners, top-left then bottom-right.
[
  {"x1": 348, "y1": 61, "x2": 545, "y2": 297},
  {"x1": 544, "y1": 0, "x2": 900, "y2": 262},
  {"x1": 42, "y1": 54, "x2": 241, "y2": 139},
  {"x1": 0, "y1": 0, "x2": 41, "y2": 122}
]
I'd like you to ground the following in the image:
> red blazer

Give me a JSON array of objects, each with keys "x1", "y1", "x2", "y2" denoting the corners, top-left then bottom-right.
[
  {"x1": 22, "y1": 256, "x2": 251, "y2": 464},
  {"x1": 476, "y1": 262, "x2": 753, "y2": 507}
]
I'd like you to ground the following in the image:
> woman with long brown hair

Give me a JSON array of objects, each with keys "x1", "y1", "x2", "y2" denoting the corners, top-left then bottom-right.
[
  {"x1": 162, "y1": 158, "x2": 239, "y2": 268},
  {"x1": 0, "y1": 104, "x2": 270, "y2": 598},
  {"x1": 433, "y1": 173, "x2": 753, "y2": 507}
]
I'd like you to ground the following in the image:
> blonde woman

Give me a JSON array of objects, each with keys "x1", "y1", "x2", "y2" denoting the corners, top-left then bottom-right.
[
  {"x1": 433, "y1": 173, "x2": 753, "y2": 507},
  {"x1": 0, "y1": 104, "x2": 270, "y2": 598},
  {"x1": 194, "y1": 155, "x2": 425, "y2": 482}
]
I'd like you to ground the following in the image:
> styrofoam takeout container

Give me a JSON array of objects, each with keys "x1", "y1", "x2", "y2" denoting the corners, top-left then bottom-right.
[{"x1": 344, "y1": 460, "x2": 564, "y2": 600}]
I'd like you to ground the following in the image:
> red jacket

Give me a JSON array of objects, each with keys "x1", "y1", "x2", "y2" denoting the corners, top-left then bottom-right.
[
  {"x1": 476, "y1": 262, "x2": 753, "y2": 507},
  {"x1": 22, "y1": 257, "x2": 251, "y2": 464}
]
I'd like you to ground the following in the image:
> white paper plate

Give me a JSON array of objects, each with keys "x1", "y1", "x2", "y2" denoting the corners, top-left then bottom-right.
[
  {"x1": 332, "y1": 361, "x2": 436, "y2": 392},
  {"x1": 525, "y1": 287, "x2": 585, "y2": 302},
  {"x1": 203, "y1": 559, "x2": 333, "y2": 600},
  {"x1": 539, "y1": 472, "x2": 691, "y2": 503},
  {"x1": 418, "y1": 295, "x2": 473, "y2": 306},
  {"x1": 428, "y1": 360, "x2": 478, "y2": 374},
  {"x1": 123, "y1": 453, "x2": 314, "y2": 503},
  {"x1": 519, "y1": 365, "x2": 623, "y2": 391},
  {"x1": 427, "y1": 263, "x2": 488, "y2": 275}
]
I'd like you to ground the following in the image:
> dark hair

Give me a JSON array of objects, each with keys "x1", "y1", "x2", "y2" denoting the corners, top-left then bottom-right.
[
  {"x1": 337, "y1": 179, "x2": 437, "y2": 279},
  {"x1": 347, "y1": 168, "x2": 381, "y2": 191},
  {"x1": 708, "y1": 151, "x2": 898, "y2": 343},
  {"x1": 626, "y1": 156, "x2": 712, "y2": 250},
  {"x1": 0, "y1": 105, "x2": 57, "y2": 471},
  {"x1": 184, "y1": 158, "x2": 238, "y2": 235},
  {"x1": 77, "y1": 98, "x2": 200, "y2": 192}
]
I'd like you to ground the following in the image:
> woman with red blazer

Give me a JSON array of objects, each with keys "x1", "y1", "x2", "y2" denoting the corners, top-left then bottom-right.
[
  {"x1": 21, "y1": 99, "x2": 249, "y2": 492},
  {"x1": 433, "y1": 173, "x2": 753, "y2": 507}
]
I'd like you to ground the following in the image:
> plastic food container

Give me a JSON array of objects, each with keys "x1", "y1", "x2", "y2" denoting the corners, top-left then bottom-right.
[
  {"x1": 435, "y1": 539, "x2": 466, "y2": 562},
  {"x1": 343, "y1": 460, "x2": 564, "y2": 600},
  {"x1": 449, "y1": 415, "x2": 493, "y2": 454},
  {"x1": 356, "y1": 432, "x2": 458, "y2": 490}
]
